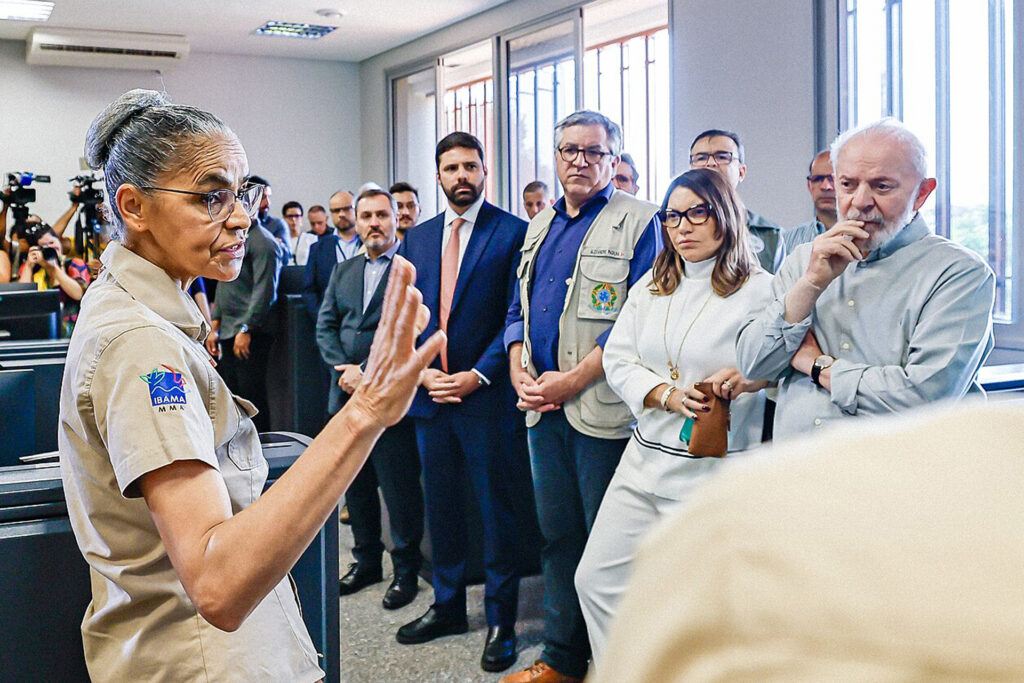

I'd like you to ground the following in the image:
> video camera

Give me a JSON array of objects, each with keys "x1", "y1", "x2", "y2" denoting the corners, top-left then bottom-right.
[
  {"x1": 5, "y1": 172, "x2": 51, "y2": 247},
  {"x1": 69, "y1": 173, "x2": 104, "y2": 206},
  {"x1": 70, "y1": 173, "x2": 107, "y2": 260}
]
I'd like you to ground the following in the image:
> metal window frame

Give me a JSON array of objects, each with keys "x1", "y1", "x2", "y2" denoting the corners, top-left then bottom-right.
[
  {"x1": 836, "y1": 0, "x2": 1024, "y2": 348},
  {"x1": 497, "y1": 9, "x2": 584, "y2": 216}
]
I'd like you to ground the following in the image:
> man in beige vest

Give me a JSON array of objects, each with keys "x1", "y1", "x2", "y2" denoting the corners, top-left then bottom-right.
[{"x1": 502, "y1": 110, "x2": 660, "y2": 683}]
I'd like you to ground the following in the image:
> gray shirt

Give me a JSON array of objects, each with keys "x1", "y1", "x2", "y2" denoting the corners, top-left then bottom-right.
[
  {"x1": 736, "y1": 214, "x2": 995, "y2": 442},
  {"x1": 362, "y1": 240, "x2": 400, "y2": 312},
  {"x1": 783, "y1": 217, "x2": 828, "y2": 252},
  {"x1": 211, "y1": 225, "x2": 282, "y2": 337}
]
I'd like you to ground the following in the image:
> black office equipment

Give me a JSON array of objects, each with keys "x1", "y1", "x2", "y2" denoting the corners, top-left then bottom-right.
[
  {"x1": 0, "y1": 289, "x2": 60, "y2": 340},
  {"x1": 0, "y1": 369, "x2": 36, "y2": 463},
  {"x1": 0, "y1": 356, "x2": 65, "y2": 454},
  {"x1": 0, "y1": 282, "x2": 38, "y2": 292},
  {"x1": 0, "y1": 433, "x2": 340, "y2": 683}
]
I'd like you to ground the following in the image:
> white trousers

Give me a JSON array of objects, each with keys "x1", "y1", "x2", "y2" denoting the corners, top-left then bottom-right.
[{"x1": 575, "y1": 461, "x2": 715, "y2": 666}]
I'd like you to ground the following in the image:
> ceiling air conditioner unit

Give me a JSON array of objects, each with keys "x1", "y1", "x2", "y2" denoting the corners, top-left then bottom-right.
[{"x1": 26, "y1": 28, "x2": 189, "y2": 70}]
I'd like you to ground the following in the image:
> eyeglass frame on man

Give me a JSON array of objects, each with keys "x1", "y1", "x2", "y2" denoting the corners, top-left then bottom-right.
[
  {"x1": 689, "y1": 151, "x2": 740, "y2": 167},
  {"x1": 658, "y1": 203, "x2": 714, "y2": 228},
  {"x1": 806, "y1": 174, "x2": 835, "y2": 185},
  {"x1": 138, "y1": 184, "x2": 266, "y2": 222},
  {"x1": 556, "y1": 145, "x2": 617, "y2": 165}
]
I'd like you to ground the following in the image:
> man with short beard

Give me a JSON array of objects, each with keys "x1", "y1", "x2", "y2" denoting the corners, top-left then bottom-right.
[
  {"x1": 396, "y1": 132, "x2": 529, "y2": 675},
  {"x1": 315, "y1": 189, "x2": 424, "y2": 611},
  {"x1": 737, "y1": 118, "x2": 995, "y2": 442},
  {"x1": 389, "y1": 181, "x2": 421, "y2": 238}
]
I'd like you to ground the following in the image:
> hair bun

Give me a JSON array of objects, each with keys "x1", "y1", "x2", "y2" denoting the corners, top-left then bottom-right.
[{"x1": 84, "y1": 89, "x2": 170, "y2": 169}]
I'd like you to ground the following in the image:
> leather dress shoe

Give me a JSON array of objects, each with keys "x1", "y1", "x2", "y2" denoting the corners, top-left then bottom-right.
[
  {"x1": 381, "y1": 574, "x2": 418, "y2": 610},
  {"x1": 395, "y1": 605, "x2": 468, "y2": 644},
  {"x1": 338, "y1": 563, "x2": 382, "y2": 596},
  {"x1": 481, "y1": 625, "x2": 517, "y2": 672},
  {"x1": 500, "y1": 660, "x2": 583, "y2": 683}
]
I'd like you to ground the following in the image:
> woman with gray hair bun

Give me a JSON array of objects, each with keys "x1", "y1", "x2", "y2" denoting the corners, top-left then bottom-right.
[{"x1": 59, "y1": 89, "x2": 443, "y2": 681}]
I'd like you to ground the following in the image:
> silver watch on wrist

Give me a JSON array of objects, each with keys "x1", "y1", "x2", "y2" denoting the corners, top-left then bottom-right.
[{"x1": 811, "y1": 354, "x2": 835, "y2": 387}]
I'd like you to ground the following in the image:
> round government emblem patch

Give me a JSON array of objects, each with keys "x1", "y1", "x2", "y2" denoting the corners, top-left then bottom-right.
[{"x1": 591, "y1": 283, "x2": 618, "y2": 312}]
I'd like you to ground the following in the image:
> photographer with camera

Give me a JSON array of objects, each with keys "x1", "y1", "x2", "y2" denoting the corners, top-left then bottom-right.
[{"x1": 17, "y1": 226, "x2": 92, "y2": 335}]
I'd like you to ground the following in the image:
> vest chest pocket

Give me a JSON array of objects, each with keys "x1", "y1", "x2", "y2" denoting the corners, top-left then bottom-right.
[{"x1": 576, "y1": 256, "x2": 629, "y2": 321}]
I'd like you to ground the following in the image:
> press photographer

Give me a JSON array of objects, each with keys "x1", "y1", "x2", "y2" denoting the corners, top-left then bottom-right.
[{"x1": 17, "y1": 226, "x2": 92, "y2": 336}]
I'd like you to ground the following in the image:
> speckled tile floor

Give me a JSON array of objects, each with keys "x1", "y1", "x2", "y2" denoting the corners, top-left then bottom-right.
[{"x1": 336, "y1": 523, "x2": 546, "y2": 682}]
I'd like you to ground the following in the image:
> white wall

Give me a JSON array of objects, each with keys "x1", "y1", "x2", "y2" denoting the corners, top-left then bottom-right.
[
  {"x1": 671, "y1": 0, "x2": 817, "y2": 228},
  {"x1": 0, "y1": 39, "x2": 361, "y2": 225},
  {"x1": 360, "y1": 0, "x2": 822, "y2": 228}
]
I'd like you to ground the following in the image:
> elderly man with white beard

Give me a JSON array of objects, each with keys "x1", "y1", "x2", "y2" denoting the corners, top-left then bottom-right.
[{"x1": 736, "y1": 118, "x2": 995, "y2": 441}]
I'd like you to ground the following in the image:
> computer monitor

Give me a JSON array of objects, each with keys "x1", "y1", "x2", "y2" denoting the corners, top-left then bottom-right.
[
  {"x1": 0, "y1": 283, "x2": 37, "y2": 292},
  {"x1": 0, "y1": 369, "x2": 36, "y2": 464},
  {"x1": 0, "y1": 290, "x2": 60, "y2": 340}
]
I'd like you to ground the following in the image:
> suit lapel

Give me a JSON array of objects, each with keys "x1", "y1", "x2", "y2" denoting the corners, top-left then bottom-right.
[
  {"x1": 339, "y1": 256, "x2": 366, "y2": 320},
  {"x1": 450, "y1": 202, "x2": 497, "y2": 316}
]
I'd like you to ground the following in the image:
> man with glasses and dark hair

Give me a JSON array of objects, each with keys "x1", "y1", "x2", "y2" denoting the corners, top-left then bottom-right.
[
  {"x1": 245, "y1": 174, "x2": 292, "y2": 266},
  {"x1": 389, "y1": 181, "x2": 421, "y2": 238},
  {"x1": 281, "y1": 200, "x2": 310, "y2": 265},
  {"x1": 503, "y1": 110, "x2": 660, "y2": 683},
  {"x1": 206, "y1": 180, "x2": 282, "y2": 432},
  {"x1": 785, "y1": 149, "x2": 838, "y2": 251},
  {"x1": 612, "y1": 152, "x2": 640, "y2": 196},
  {"x1": 689, "y1": 129, "x2": 785, "y2": 273}
]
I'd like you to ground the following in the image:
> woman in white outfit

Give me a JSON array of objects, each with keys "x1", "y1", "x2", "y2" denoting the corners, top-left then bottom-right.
[{"x1": 575, "y1": 168, "x2": 773, "y2": 663}]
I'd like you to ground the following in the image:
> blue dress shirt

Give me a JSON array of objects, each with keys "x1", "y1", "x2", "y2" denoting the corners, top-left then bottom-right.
[{"x1": 504, "y1": 182, "x2": 661, "y2": 375}]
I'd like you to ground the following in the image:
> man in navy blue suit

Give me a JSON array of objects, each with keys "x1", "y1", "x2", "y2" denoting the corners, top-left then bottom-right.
[
  {"x1": 395, "y1": 132, "x2": 528, "y2": 674},
  {"x1": 301, "y1": 189, "x2": 359, "y2": 319}
]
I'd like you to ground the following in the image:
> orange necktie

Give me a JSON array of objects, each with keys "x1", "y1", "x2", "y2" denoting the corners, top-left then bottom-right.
[{"x1": 439, "y1": 217, "x2": 464, "y2": 371}]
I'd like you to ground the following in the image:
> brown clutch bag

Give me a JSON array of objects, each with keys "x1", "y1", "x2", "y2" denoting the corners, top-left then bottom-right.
[{"x1": 688, "y1": 381, "x2": 730, "y2": 458}]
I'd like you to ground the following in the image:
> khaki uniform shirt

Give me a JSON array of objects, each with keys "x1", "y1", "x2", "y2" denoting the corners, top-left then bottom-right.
[{"x1": 58, "y1": 242, "x2": 323, "y2": 682}]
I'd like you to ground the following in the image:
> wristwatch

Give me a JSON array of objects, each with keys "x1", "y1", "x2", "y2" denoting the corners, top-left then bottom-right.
[
  {"x1": 238, "y1": 324, "x2": 250, "y2": 335},
  {"x1": 811, "y1": 354, "x2": 835, "y2": 387}
]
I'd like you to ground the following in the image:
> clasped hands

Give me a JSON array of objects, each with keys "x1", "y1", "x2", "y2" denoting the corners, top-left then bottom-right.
[
  {"x1": 656, "y1": 367, "x2": 766, "y2": 420},
  {"x1": 511, "y1": 367, "x2": 583, "y2": 413}
]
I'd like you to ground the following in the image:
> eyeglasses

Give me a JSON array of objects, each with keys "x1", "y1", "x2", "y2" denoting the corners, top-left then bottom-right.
[
  {"x1": 689, "y1": 151, "x2": 739, "y2": 167},
  {"x1": 139, "y1": 184, "x2": 265, "y2": 222},
  {"x1": 284, "y1": 212, "x2": 303, "y2": 220},
  {"x1": 557, "y1": 145, "x2": 615, "y2": 165},
  {"x1": 806, "y1": 174, "x2": 834, "y2": 185},
  {"x1": 659, "y1": 204, "x2": 714, "y2": 228}
]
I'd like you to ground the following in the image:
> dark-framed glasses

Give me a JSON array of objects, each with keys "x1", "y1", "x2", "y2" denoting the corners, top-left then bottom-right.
[
  {"x1": 806, "y1": 174, "x2": 834, "y2": 185},
  {"x1": 139, "y1": 183, "x2": 265, "y2": 222},
  {"x1": 689, "y1": 151, "x2": 738, "y2": 167},
  {"x1": 659, "y1": 203, "x2": 714, "y2": 228},
  {"x1": 557, "y1": 145, "x2": 615, "y2": 165}
]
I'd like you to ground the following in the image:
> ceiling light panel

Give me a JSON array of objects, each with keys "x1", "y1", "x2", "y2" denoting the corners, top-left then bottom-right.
[
  {"x1": 253, "y1": 21, "x2": 336, "y2": 40},
  {"x1": 0, "y1": 0, "x2": 54, "y2": 21}
]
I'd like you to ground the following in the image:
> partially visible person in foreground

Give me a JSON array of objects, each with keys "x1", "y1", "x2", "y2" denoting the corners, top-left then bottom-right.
[
  {"x1": 59, "y1": 88, "x2": 441, "y2": 682},
  {"x1": 593, "y1": 400, "x2": 1024, "y2": 682}
]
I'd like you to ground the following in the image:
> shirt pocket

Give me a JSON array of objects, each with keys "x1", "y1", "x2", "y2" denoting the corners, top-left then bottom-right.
[
  {"x1": 227, "y1": 394, "x2": 261, "y2": 471},
  {"x1": 576, "y1": 256, "x2": 629, "y2": 321},
  {"x1": 579, "y1": 379, "x2": 634, "y2": 428}
]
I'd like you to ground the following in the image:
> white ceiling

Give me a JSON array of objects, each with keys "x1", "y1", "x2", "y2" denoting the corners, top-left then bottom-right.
[{"x1": 0, "y1": 0, "x2": 513, "y2": 62}]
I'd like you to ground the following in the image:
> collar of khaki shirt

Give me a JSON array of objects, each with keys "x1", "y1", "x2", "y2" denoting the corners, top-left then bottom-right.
[{"x1": 100, "y1": 242, "x2": 209, "y2": 342}]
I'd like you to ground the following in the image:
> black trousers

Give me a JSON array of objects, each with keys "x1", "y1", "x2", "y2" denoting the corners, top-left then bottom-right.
[
  {"x1": 345, "y1": 417, "x2": 424, "y2": 578},
  {"x1": 217, "y1": 332, "x2": 273, "y2": 433}
]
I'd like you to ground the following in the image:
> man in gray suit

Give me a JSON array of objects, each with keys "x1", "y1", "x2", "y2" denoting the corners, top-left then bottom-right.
[{"x1": 315, "y1": 188, "x2": 424, "y2": 609}]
